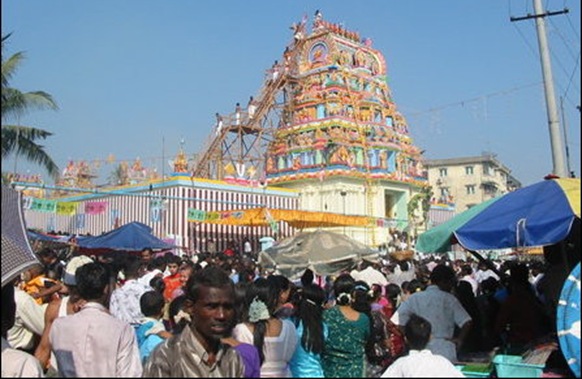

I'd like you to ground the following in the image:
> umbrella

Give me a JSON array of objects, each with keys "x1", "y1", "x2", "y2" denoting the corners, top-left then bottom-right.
[
  {"x1": 556, "y1": 262, "x2": 580, "y2": 378},
  {"x1": 77, "y1": 221, "x2": 176, "y2": 252},
  {"x1": 454, "y1": 178, "x2": 580, "y2": 250},
  {"x1": 416, "y1": 178, "x2": 580, "y2": 254},
  {"x1": 258, "y1": 229, "x2": 378, "y2": 280},
  {"x1": 27, "y1": 230, "x2": 73, "y2": 251},
  {"x1": 416, "y1": 196, "x2": 501, "y2": 253},
  {"x1": 1, "y1": 184, "x2": 41, "y2": 287}
]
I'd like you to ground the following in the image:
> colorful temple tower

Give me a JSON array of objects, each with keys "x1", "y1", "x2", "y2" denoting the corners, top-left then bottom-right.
[
  {"x1": 264, "y1": 13, "x2": 428, "y2": 245},
  {"x1": 192, "y1": 12, "x2": 428, "y2": 246}
]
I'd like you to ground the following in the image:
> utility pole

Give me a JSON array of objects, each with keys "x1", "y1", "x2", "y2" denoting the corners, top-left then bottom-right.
[
  {"x1": 510, "y1": 0, "x2": 569, "y2": 178},
  {"x1": 560, "y1": 97, "x2": 572, "y2": 177}
]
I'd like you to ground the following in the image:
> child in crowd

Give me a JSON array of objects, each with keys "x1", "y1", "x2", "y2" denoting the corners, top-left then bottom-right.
[
  {"x1": 20, "y1": 264, "x2": 62, "y2": 305},
  {"x1": 167, "y1": 295, "x2": 190, "y2": 334},
  {"x1": 381, "y1": 314, "x2": 464, "y2": 378},
  {"x1": 134, "y1": 290, "x2": 172, "y2": 364}
]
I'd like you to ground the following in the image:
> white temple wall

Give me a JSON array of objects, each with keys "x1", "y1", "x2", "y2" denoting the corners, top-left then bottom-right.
[
  {"x1": 21, "y1": 177, "x2": 299, "y2": 254},
  {"x1": 281, "y1": 177, "x2": 421, "y2": 247}
]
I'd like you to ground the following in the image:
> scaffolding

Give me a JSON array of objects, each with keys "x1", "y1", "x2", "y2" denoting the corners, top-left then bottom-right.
[{"x1": 192, "y1": 36, "x2": 307, "y2": 181}]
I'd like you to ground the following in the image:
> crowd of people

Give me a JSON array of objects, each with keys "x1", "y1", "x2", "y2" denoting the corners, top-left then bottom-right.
[{"x1": 1, "y1": 237, "x2": 576, "y2": 377}]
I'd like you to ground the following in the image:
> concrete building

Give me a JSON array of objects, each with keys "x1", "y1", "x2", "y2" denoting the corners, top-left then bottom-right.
[{"x1": 424, "y1": 153, "x2": 521, "y2": 214}]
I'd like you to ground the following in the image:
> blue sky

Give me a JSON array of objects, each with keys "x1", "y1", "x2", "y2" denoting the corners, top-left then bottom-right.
[{"x1": 2, "y1": 0, "x2": 580, "y2": 187}]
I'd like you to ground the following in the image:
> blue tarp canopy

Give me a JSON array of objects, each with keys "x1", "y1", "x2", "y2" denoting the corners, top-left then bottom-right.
[
  {"x1": 77, "y1": 221, "x2": 175, "y2": 252},
  {"x1": 28, "y1": 230, "x2": 63, "y2": 242},
  {"x1": 454, "y1": 178, "x2": 580, "y2": 250}
]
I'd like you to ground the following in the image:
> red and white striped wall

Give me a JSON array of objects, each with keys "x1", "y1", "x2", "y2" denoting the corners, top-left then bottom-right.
[{"x1": 22, "y1": 176, "x2": 299, "y2": 254}]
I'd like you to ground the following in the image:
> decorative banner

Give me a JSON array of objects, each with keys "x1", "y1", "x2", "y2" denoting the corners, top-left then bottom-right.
[
  {"x1": 56, "y1": 202, "x2": 78, "y2": 216},
  {"x1": 376, "y1": 218, "x2": 397, "y2": 228},
  {"x1": 150, "y1": 198, "x2": 163, "y2": 223},
  {"x1": 30, "y1": 198, "x2": 57, "y2": 213},
  {"x1": 47, "y1": 215, "x2": 56, "y2": 232},
  {"x1": 264, "y1": 208, "x2": 279, "y2": 234},
  {"x1": 76, "y1": 213, "x2": 86, "y2": 230},
  {"x1": 205, "y1": 212, "x2": 220, "y2": 221},
  {"x1": 85, "y1": 201, "x2": 108, "y2": 215},
  {"x1": 397, "y1": 220, "x2": 408, "y2": 230},
  {"x1": 186, "y1": 208, "x2": 245, "y2": 222},
  {"x1": 110, "y1": 209, "x2": 120, "y2": 227},
  {"x1": 22, "y1": 196, "x2": 34, "y2": 210},
  {"x1": 187, "y1": 208, "x2": 206, "y2": 222}
]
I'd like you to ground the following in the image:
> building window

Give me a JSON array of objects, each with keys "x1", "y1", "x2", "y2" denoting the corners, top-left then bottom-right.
[
  {"x1": 439, "y1": 168, "x2": 448, "y2": 177},
  {"x1": 482, "y1": 183, "x2": 497, "y2": 196},
  {"x1": 483, "y1": 164, "x2": 493, "y2": 176},
  {"x1": 466, "y1": 185, "x2": 476, "y2": 195},
  {"x1": 465, "y1": 166, "x2": 474, "y2": 175}
]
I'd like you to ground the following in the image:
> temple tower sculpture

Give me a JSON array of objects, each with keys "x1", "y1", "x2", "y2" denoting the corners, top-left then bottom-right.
[
  {"x1": 192, "y1": 12, "x2": 428, "y2": 246},
  {"x1": 264, "y1": 13, "x2": 428, "y2": 246}
]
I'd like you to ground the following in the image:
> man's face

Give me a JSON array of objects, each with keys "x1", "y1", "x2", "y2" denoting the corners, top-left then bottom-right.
[
  {"x1": 40, "y1": 254, "x2": 56, "y2": 265},
  {"x1": 141, "y1": 249, "x2": 153, "y2": 263},
  {"x1": 188, "y1": 285, "x2": 236, "y2": 344}
]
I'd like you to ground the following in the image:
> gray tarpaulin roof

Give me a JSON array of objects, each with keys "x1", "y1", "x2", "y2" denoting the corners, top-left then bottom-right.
[{"x1": 259, "y1": 229, "x2": 378, "y2": 280}]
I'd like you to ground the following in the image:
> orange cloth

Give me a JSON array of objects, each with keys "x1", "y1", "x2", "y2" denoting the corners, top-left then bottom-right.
[
  {"x1": 22, "y1": 275, "x2": 57, "y2": 304},
  {"x1": 163, "y1": 274, "x2": 182, "y2": 302},
  {"x1": 194, "y1": 207, "x2": 373, "y2": 228}
]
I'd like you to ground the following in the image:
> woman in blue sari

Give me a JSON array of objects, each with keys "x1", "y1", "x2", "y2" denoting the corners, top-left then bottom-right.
[{"x1": 289, "y1": 283, "x2": 328, "y2": 377}]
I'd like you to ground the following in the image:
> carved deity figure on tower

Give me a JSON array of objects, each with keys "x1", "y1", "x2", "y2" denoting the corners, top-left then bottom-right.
[{"x1": 173, "y1": 150, "x2": 189, "y2": 173}]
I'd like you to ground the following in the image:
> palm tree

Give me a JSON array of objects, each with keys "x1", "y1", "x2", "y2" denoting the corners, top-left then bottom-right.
[{"x1": 2, "y1": 33, "x2": 60, "y2": 180}]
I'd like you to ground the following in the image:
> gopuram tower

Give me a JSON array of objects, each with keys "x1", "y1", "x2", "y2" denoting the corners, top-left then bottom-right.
[
  {"x1": 192, "y1": 12, "x2": 428, "y2": 247},
  {"x1": 265, "y1": 13, "x2": 428, "y2": 246}
]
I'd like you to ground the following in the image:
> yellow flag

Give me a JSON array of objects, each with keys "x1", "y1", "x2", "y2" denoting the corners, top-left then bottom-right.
[{"x1": 56, "y1": 202, "x2": 78, "y2": 216}]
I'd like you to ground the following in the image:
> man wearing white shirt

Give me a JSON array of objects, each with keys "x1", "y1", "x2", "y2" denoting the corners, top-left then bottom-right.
[
  {"x1": 382, "y1": 314, "x2": 464, "y2": 377},
  {"x1": 474, "y1": 261, "x2": 500, "y2": 286},
  {"x1": 459, "y1": 264, "x2": 479, "y2": 297},
  {"x1": 391, "y1": 265, "x2": 472, "y2": 363},
  {"x1": 351, "y1": 261, "x2": 388, "y2": 287},
  {"x1": 110, "y1": 255, "x2": 152, "y2": 325},
  {"x1": 139, "y1": 256, "x2": 166, "y2": 287},
  {"x1": 8, "y1": 283, "x2": 46, "y2": 353},
  {"x1": 2, "y1": 284, "x2": 44, "y2": 377},
  {"x1": 50, "y1": 262, "x2": 142, "y2": 377}
]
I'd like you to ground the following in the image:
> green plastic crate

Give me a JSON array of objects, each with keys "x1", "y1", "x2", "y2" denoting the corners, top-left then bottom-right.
[
  {"x1": 493, "y1": 354, "x2": 544, "y2": 378},
  {"x1": 454, "y1": 364, "x2": 491, "y2": 378}
]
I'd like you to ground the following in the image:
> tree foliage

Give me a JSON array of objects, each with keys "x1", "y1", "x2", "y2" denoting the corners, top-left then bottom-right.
[
  {"x1": 407, "y1": 184, "x2": 433, "y2": 229},
  {"x1": 1, "y1": 33, "x2": 60, "y2": 180}
]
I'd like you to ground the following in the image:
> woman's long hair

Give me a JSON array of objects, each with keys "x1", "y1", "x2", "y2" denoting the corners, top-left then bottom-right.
[
  {"x1": 333, "y1": 273, "x2": 355, "y2": 305},
  {"x1": 294, "y1": 283, "x2": 326, "y2": 354},
  {"x1": 351, "y1": 280, "x2": 373, "y2": 314},
  {"x1": 267, "y1": 274, "x2": 294, "y2": 318},
  {"x1": 246, "y1": 277, "x2": 277, "y2": 365},
  {"x1": 385, "y1": 283, "x2": 401, "y2": 311},
  {"x1": 351, "y1": 280, "x2": 377, "y2": 363}
]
